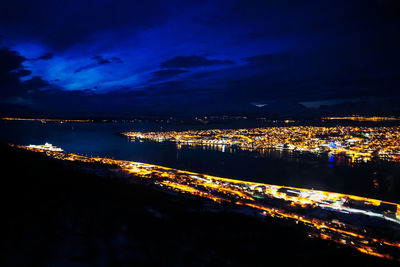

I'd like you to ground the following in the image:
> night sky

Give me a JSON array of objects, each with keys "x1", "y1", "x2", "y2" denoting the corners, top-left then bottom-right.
[{"x1": 0, "y1": 0, "x2": 399, "y2": 117}]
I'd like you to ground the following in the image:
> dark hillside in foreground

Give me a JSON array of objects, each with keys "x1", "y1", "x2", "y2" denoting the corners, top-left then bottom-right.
[{"x1": 0, "y1": 144, "x2": 396, "y2": 266}]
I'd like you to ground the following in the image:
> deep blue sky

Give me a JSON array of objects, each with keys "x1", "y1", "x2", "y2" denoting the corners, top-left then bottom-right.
[{"x1": 0, "y1": 0, "x2": 399, "y2": 117}]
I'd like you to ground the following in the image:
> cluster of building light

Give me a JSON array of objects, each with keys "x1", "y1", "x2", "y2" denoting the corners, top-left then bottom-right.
[
  {"x1": 27, "y1": 143, "x2": 64, "y2": 152},
  {"x1": 322, "y1": 116, "x2": 400, "y2": 122},
  {"x1": 15, "y1": 143, "x2": 400, "y2": 260},
  {"x1": 123, "y1": 126, "x2": 400, "y2": 163},
  {"x1": 1, "y1": 117, "x2": 92, "y2": 123}
]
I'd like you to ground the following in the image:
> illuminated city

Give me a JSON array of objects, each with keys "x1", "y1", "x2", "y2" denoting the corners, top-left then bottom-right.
[
  {"x1": 15, "y1": 143, "x2": 400, "y2": 260},
  {"x1": 0, "y1": 117, "x2": 92, "y2": 123},
  {"x1": 1, "y1": 0, "x2": 400, "y2": 264},
  {"x1": 123, "y1": 126, "x2": 400, "y2": 163},
  {"x1": 322, "y1": 116, "x2": 400, "y2": 122}
]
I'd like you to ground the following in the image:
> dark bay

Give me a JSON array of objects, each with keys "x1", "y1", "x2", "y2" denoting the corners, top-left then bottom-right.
[{"x1": 1, "y1": 120, "x2": 399, "y2": 203}]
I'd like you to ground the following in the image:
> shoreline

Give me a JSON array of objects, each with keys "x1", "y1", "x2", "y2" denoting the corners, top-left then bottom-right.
[{"x1": 0, "y1": 143, "x2": 398, "y2": 266}]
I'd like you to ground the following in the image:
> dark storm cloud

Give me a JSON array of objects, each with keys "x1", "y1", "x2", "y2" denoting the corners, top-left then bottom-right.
[
  {"x1": 111, "y1": 57, "x2": 123, "y2": 63},
  {"x1": 15, "y1": 69, "x2": 32, "y2": 77},
  {"x1": 22, "y1": 76, "x2": 49, "y2": 90},
  {"x1": 0, "y1": 0, "x2": 399, "y2": 116},
  {"x1": 0, "y1": 47, "x2": 49, "y2": 113},
  {"x1": 39, "y1": 52, "x2": 54, "y2": 60},
  {"x1": 244, "y1": 53, "x2": 292, "y2": 66},
  {"x1": 0, "y1": 0, "x2": 173, "y2": 51},
  {"x1": 74, "y1": 55, "x2": 118, "y2": 73},
  {"x1": 92, "y1": 55, "x2": 111, "y2": 65},
  {"x1": 0, "y1": 47, "x2": 24, "y2": 73},
  {"x1": 0, "y1": 47, "x2": 48, "y2": 99},
  {"x1": 150, "y1": 69, "x2": 189, "y2": 81},
  {"x1": 160, "y1": 56, "x2": 234, "y2": 69},
  {"x1": 142, "y1": 80, "x2": 217, "y2": 96},
  {"x1": 18, "y1": 85, "x2": 215, "y2": 117}
]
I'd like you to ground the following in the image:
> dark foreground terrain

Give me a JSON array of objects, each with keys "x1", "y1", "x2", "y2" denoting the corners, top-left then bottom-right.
[{"x1": 0, "y1": 143, "x2": 397, "y2": 266}]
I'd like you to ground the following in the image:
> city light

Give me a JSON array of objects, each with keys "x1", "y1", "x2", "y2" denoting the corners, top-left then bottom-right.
[
  {"x1": 15, "y1": 143, "x2": 400, "y2": 260},
  {"x1": 123, "y1": 126, "x2": 400, "y2": 163},
  {"x1": 322, "y1": 116, "x2": 400, "y2": 122},
  {"x1": 1, "y1": 117, "x2": 92, "y2": 123}
]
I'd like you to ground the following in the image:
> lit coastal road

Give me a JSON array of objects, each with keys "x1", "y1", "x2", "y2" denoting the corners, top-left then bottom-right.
[
  {"x1": 16, "y1": 144, "x2": 400, "y2": 260},
  {"x1": 1, "y1": 117, "x2": 92, "y2": 123}
]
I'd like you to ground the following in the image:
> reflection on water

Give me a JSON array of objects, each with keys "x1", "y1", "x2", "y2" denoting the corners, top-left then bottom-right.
[
  {"x1": 174, "y1": 141, "x2": 356, "y2": 165},
  {"x1": 1, "y1": 120, "x2": 399, "y2": 203}
]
